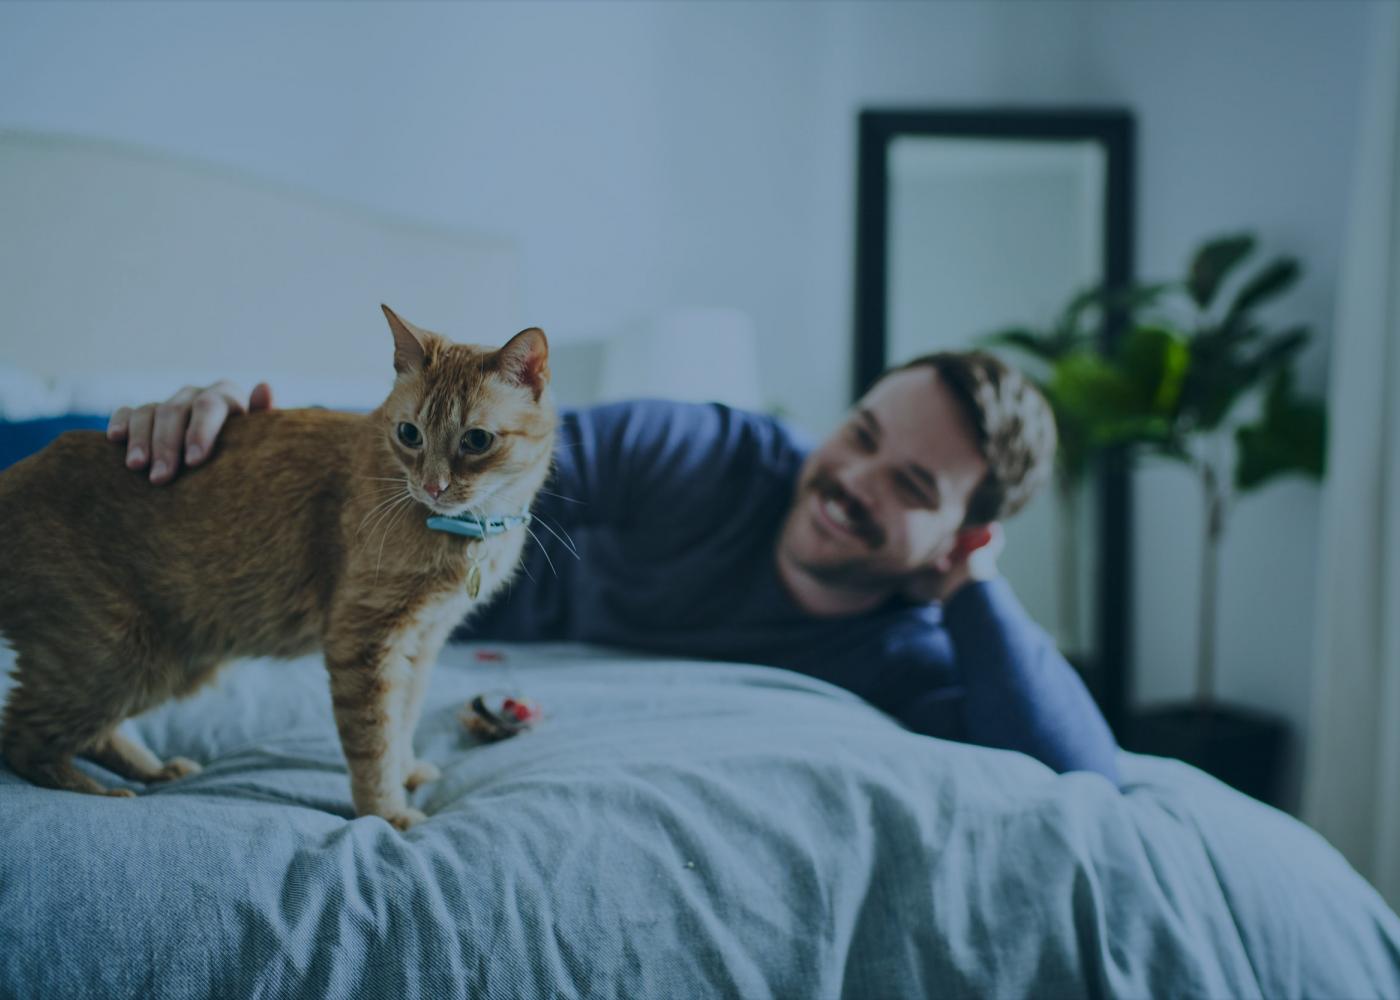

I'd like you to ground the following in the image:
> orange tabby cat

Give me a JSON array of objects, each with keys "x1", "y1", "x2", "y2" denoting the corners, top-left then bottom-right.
[{"x1": 0, "y1": 306, "x2": 556, "y2": 830}]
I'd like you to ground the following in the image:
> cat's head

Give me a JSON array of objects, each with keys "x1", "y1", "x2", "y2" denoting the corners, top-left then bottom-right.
[{"x1": 378, "y1": 305, "x2": 556, "y2": 517}]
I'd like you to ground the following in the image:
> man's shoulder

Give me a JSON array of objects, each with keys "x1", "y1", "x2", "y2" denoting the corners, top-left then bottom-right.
[{"x1": 562, "y1": 399, "x2": 809, "y2": 478}]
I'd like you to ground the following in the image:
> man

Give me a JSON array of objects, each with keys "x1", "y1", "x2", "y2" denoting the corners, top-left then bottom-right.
[{"x1": 109, "y1": 351, "x2": 1120, "y2": 785}]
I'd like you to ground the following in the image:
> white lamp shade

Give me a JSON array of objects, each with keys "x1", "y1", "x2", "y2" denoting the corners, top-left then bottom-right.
[{"x1": 598, "y1": 307, "x2": 764, "y2": 412}]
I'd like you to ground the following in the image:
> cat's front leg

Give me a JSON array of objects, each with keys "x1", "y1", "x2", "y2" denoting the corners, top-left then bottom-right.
[
  {"x1": 396, "y1": 617, "x2": 459, "y2": 792},
  {"x1": 324, "y1": 631, "x2": 423, "y2": 831}
]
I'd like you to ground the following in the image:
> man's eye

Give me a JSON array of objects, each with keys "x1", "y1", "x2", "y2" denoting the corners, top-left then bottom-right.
[
  {"x1": 460, "y1": 428, "x2": 495, "y2": 454},
  {"x1": 396, "y1": 422, "x2": 423, "y2": 448},
  {"x1": 850, "y1": 425, "x2": 875, "y2": 451},
  {"x1": 897, "y1": 476, "x2": 935, "y2": 509}
]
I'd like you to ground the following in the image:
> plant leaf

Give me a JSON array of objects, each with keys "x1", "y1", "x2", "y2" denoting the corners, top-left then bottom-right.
[
  {"x1": 1179, "y1": 321, "x2": 1296, "y2": 431},
  {"x1": 1058, "y1": 285, "x2": 1107, "y2": 334},
  {"x1": 1226, "y1": 256, "x2": 1301, "y2": 321},
  {"x1": 1245, "y1": 325, "x2": 1310, "y2": 380},
  {"x1": 1118, "y1": 325, "x2": 1191, "y2": 414},
  {"x1": 1188, "y1": 234, "x2": 1255, "y2": 310},
  {"x1": 1051, "y1": 351, "x2": 1178, "y2": 449},
  {"x1": 1051, "y1": 352, "x2": 1138, "y2": 422},
  {"x1": 1112, "y1": 281, "x2": 1179, "y2": 314},
  {"x1": 1234, "y1": 370, "x2": 1327, "y2": 491},
  {"x1": 981, "y1": 327, "x2": 1064, "y2": 363}
]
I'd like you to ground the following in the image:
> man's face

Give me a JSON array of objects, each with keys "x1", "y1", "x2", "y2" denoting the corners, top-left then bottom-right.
[{"x1": 778, "y1": 366, "x2": 988, "y2": 591}]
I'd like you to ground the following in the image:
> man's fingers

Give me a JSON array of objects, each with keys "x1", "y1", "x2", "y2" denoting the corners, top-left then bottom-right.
[
  {"x1": 149, "y1": 387, "x2": 198, "y2": 484},
  {"x1": 114, "y1": 379, "x2": 265, "y2": 481},
  {"x1": 184, "y1": 392, "x2": 233, "y2": 467},
  {"x1": 249, "y1": 382, "x2": 274, "y2": 412},
  {"x1": 207, "y1": 380, "x2": 249, "y2": 417},
  {"x1": 124, "y1": 405, "x2": 155, "y2": 470},
  {"x1": 107, "y1": 406, "x2": 132, "y2": 442}
]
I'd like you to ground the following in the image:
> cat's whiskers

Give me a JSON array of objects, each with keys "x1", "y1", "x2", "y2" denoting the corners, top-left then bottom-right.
[
  {"x1": 357, "y1": 489, "x2": 412, "y2": 538},
  {"x1": 356, "y1": 485, "x2": 410, "y2": 509},
  {"x1": 523, "y1": 524, "x2": 559, "y2": 579},
  {"x1": 359, "y1": 484, "x2": 416, "y2": 543},
  {"x1": 536, "y1": 488, "x2": 584, "y2": 505},
  {"x1": 357, "y1": 475, "x2": 410, "y2": 495},
  {"x1": 356, "y1": 474, "x2": 409, "y2": 492},
  {"x1": 356, "y1": 499, "x2": 402, "y2": 540},
  {"x1": 372, "y1": 493, "x2": 415, "y2": 586},
  {"x1": 533, "y1": 514, "x2": 581, "y2": 561},
  {"x1": 356, "y1": 474, "x2": 410, "y2": 492}
]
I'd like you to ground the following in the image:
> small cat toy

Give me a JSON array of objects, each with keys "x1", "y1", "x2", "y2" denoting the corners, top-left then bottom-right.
[{"x1": 460, "y1": 691, "x2": 541, "y2": 742}]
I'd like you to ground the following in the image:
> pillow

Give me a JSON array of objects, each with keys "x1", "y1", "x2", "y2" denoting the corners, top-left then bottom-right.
[{"x1": 0, "y1": 415, "x2": 110, "y2": 473}]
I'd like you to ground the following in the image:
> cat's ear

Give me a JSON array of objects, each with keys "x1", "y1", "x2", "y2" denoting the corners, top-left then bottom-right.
[
  {"x1": 382, "y1": 304, "x2": 434, "y2": 376},
  {"x1": 494, "y1": 327, "x2": 551, "y2": 399}
]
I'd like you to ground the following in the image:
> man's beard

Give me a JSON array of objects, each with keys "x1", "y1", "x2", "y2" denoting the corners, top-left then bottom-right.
[{"x1": 783, "y1": 469, "x2": 898, "y2": 592}]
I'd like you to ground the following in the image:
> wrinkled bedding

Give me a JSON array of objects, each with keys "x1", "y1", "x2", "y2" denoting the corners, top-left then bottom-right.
[{"x1": 2, "y1": 642, "x2": 1398, "y2": 999}]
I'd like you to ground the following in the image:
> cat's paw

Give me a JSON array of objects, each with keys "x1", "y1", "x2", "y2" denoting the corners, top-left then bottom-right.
[
  {"x1": 404, "y1": 760, "x2": 441, "y2": 791},
  {"x1": 384, "y1": 807, "x2": 428, "y2": 832},
  {"x1": 104, "y1": 788, "x2": 138, "y2": 799},
  {"x1": 153, "y1": 757, "x2": 202, "y2": 782}
]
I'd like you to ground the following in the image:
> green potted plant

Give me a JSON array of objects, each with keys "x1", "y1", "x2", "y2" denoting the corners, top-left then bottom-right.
[
  {"x1": 1041, "y1": 233, "x2": 1326, "y2": 805},
  {"x1": 981, "y1": 282, "x2": 1169, "y2": 671},
  {"x1": 982, "y1": 291, "x2": 1101, "y2": 660}
]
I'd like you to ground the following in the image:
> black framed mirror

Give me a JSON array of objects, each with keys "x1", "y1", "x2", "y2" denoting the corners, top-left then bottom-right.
[{"x1": 852, "y1": 108, "x2": 1134, "y2": 736}]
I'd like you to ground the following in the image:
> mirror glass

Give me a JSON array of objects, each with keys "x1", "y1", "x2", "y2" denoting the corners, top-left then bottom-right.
[{"x1": 884, "y1": 135, "x2": 1108, "y2": 667}]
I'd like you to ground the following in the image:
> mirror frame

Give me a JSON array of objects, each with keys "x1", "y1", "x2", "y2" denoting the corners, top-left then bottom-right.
[{"x1": 852, "y1": 108, "x2": 1135, "y2": 736}]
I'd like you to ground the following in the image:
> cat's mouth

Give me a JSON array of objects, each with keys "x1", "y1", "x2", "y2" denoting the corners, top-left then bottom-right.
[{"x1": 410, "y1": 489, "x2": 468, "y2": 517}]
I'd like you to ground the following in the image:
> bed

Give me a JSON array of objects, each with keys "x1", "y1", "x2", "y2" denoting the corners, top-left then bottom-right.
[
  {"x1": 2, "y1": 131, "x2": 1399, "y2": 998},
  {"x1": 2, "y1": 642, "x2": 1398, "y2": 998}
]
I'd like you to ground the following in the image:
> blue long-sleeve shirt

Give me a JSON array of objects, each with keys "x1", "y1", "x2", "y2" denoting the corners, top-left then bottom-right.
[{"x1": 462, "y1": 400, "x2": 1121, "y2": 785}]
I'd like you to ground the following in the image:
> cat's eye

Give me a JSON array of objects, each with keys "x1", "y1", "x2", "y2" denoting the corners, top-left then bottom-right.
[
  {"x1": 396, "y1": 422, "x2": 423, "y2": 448},
  {"x1": 460, "y1": 428, "x2": 495, "y2": 454}
]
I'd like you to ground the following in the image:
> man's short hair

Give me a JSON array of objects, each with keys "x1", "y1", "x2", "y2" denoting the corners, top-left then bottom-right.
[{"x1": 891, "y1": 351, "x2": 1057, "y2": 525}]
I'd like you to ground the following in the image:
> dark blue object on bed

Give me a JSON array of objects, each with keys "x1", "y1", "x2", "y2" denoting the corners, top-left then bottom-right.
[
  {"x1": 1, "y1": 642, "x2": 1398, "y2": 999},
  {"x1": 0, "y1": 414, "x2": 109, "y2": 471}
]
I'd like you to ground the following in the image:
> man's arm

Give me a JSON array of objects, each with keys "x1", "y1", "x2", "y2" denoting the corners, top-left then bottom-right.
[
  {"x1": 888, "y1": 527, "x2": 1121, "y2": 784},
  {"x1": 940, "y1": 578, "x2": 1121, "y2": 785},
  {"x1": 541, "y1": 399, "x2": 791, "y2": 536}
]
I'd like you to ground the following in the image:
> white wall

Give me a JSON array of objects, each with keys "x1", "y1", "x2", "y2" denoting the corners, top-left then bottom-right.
[
  {"x1": 0, "y1": 0, "x2": 1374, "y2": 809},
  {"x1": 1085, "y1": 3, "x2": 1370, "y2": 812}
]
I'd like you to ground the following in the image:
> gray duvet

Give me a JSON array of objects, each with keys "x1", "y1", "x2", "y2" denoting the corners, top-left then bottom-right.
[{"x1": 2, "y1": 642, "x2": 1397, "y2": 999}]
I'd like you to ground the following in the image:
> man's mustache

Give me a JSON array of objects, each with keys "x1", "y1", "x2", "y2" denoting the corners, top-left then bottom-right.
[{"x1": 809, "y1": 471, "x2": 884, "y2": 550}]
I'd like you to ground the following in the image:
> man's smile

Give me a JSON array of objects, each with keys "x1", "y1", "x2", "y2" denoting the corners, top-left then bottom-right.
[
  {"x1": 813, "y1": 491, "x2": 859, "y2": 538},
  {"x1": 807, "y1": 479, "x2": 882, "y2": 549}
]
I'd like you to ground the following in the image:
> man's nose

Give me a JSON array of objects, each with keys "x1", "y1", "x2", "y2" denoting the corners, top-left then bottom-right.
[{"x1": 423, "y1": 478, "x2": 449, "y2": 499}]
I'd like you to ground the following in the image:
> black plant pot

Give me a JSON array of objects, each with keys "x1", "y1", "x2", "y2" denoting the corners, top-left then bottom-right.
[{"x1": 1125, "y1": 703, "x2": 1290, "y2": 809}]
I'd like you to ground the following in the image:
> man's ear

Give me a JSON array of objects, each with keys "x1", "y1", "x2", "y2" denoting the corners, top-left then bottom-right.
[
  {"x1": 931, "y1": 523, "x2": 994, "y2": 574},
  {"x1": 382, "y1": 304, "x2": 435, "y2": 376}
]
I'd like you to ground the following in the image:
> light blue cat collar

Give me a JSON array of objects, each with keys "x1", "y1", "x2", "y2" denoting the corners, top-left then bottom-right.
[{"x1": 425, "y1": 509, "x2": 533, "y2": 539}]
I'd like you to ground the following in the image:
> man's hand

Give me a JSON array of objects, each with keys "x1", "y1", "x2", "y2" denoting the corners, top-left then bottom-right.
[
  {"x1": 934, "y1": 522, "x2": 1003, "y2": 602},
  {"x1": 901, "y1": 522, "x2": 1004, "y2": 604},
  {"x1": 106, "y1": 381, "x2": 273, "y2": 484}
]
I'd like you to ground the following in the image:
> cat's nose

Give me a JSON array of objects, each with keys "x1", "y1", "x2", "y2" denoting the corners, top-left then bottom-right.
[{"x1": 423, "y1": 479, "x2": 449, "y2": 499}]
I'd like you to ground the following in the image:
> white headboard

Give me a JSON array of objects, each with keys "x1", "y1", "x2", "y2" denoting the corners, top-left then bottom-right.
[{"x1": 0, "y1": 130, "x2": 520, "y2": 412}]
